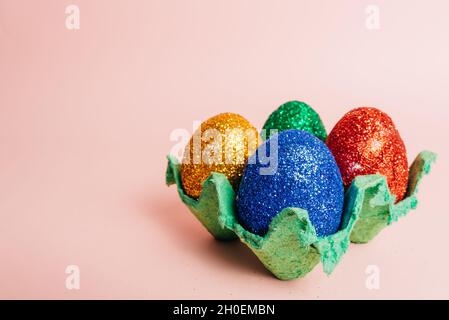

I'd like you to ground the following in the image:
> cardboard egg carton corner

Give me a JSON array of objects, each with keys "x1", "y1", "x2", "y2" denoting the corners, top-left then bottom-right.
[{"x1": 166, "y1": 151, "x2": 436, "y2": 280}]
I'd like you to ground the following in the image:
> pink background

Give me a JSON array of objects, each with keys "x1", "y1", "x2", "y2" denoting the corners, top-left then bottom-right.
[{"x1": 0, "y1": 0, "x2": 448, "y2": 299}]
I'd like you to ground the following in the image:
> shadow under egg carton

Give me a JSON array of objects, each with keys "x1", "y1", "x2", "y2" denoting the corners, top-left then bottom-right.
[{"x1": 165, "y1": 151, "x2": 436, "y2": 280}]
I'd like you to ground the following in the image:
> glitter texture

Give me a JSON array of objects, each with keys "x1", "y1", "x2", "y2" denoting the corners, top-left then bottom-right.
[
  {"x1": 262, "y1": 101, "x2": 327, "y2": 141},
  {"x1": 181, "y1": 113, "x2": 261, "y2": 199},
  {"x1": 326, "y1": 107, "x2": 409, "y2": 201},
  {"x1": 235, "y1": 130, "x2": 344, "y2": 237}
]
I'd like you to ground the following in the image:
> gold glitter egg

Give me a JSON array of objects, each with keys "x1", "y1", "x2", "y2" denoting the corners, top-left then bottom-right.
[{"x1": 181, "y1": 113, "x2": 262, "y2": 199}]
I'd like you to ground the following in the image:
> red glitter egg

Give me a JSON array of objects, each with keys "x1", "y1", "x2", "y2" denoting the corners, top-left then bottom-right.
[{"x1": 326, "y1": 107, "x2": 409, "y2": 201}]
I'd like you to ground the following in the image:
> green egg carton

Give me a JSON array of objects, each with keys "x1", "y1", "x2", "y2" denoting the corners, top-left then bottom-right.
[{"x1": 165, "y1": 151, "x2": 436, "y2": 280}]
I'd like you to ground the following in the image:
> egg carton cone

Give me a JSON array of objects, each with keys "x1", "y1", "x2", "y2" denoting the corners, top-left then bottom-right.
[{"x1": 165, "y1": 151, "x2": 436, "y2": 280}]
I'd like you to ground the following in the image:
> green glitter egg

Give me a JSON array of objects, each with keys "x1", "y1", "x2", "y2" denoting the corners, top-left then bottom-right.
[{"x1": 262, "y1": 101, "x2": 327, "y2": 141}]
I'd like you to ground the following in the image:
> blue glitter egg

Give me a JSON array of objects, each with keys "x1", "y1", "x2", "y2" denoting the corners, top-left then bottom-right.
[{"x1": 236, "y1": 130, "x2": 344, "y2": 237}]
